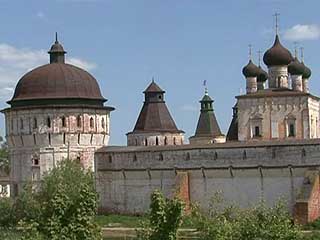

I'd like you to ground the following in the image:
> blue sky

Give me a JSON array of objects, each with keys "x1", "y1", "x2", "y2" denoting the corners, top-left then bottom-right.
[{"x1": 0, "y1": 0, "x2": 320, "y2": 145}]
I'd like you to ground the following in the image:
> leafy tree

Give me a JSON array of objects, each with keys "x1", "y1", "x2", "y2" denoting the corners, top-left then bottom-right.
[
  {"x1": 136, "y1": 190, "x2": 185, "y2": 240},
  {"x1": 0, "y1": 159, "x2": 102, "y2": 240},
  {"x1": 0, "y1": 139, "x2": 9, "y2": 174}
]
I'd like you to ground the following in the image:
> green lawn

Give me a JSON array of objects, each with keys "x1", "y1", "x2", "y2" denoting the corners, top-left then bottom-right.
[{"x1": 95, "y1": 214, "x2": 194, "y2": 229}]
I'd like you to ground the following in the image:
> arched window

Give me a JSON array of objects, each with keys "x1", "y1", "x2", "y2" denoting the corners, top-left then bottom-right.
[
  {"x1": 33, "y1": 118, "x2": 37, "y2": 129},
  {"x1": 156, "y1": 137, "x2": 159, "y2": 146},
  {"x1": 77, "y1": 115, "x2": 82, "y2": 128},
  {"x1": 145, "y1": 138, "x2": 148, "y2": 146},
  {"x1": 47, "y1": 117, "x2": 51, "y2": 128},
  {"x1": 90, "y1": 117, "x2": 94, "y2": 128},
  {"x1": 173, "y1": 137, "x2": 176, "y2": 145},
  {"x1": 61, "y1": 116, "x2": 66, "y2": 127},
  {"x1": 78, "y1": 133, "x2": 81, "y2": 145},
  {"x1": 164, "y1": 137, "x2": 168, "y2": 145}
]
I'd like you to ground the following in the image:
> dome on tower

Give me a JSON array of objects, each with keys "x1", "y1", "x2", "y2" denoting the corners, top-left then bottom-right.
[
  {"x1": 257, "y1": 66, "x2": 268, "y2": 82},
  {"x1": 9, "y1": 35, "x2": 106, "y2": 107},
  {"x1": 242, "y1": 60, "x2": 260, "y2": 78},
  {"x1": 302, "y1": 62, "x2": 312, "y2": 79},
  {"x1": 263, "y1": 35, "x2": 293, "y2": 66},
  {"x1": 288, "y1": 57, "x2": 305, "y2": 75}
]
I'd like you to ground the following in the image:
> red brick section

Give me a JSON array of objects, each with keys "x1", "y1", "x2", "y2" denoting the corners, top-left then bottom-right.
[
  {"x1": 294, "y1": 170, "x2": 320, "y2": 225},
  {"x1": 175, "y1": 171, "x2": 190, "y2": 212}
]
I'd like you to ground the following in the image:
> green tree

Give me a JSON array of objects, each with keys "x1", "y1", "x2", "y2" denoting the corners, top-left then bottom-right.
[
  {"x1": 0, "y1": 139, "x2": 9, "y2": 174},
  {"x1": 14, "y1": 159, "x2": 102, "y2": 240},
  {"x1": 136, "y1": 190, "x2": 185, "y2": 240}
]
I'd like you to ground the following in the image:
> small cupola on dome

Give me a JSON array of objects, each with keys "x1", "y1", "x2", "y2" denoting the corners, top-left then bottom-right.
[
  {"x1": 256, "y1": 50, "x2": 268, "y2": 87},
  {"x1": 48, "y1": 32, "x2": 66, "y2": 63},
  {"x1": 263, "y1": 35, "x2": 293, "y2": 67},
  {"x1": 288, "y1": 57, "x2": 304, "y2": 76},
  {"x1": 302, "y1": 63, "x2": 312, "y2": 79},
  {"x1": 242, "y1": 60, "x2": 260, "y2": 78},
  {"x1": 300, "y1": 48, "x2": 312, "y2": 79}
]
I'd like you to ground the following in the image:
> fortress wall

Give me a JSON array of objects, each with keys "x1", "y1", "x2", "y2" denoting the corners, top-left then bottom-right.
[{"x1": 95, "y1": 140, "x2": 320, "y2": 215}]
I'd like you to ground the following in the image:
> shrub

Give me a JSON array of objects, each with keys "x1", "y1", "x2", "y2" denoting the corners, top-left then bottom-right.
[
  {"x1": 191, "y1": 194, "x2": 302, "y2": 240},
  {"x1": 136, "y1": 190, "x2": 185, "y2": 240}
]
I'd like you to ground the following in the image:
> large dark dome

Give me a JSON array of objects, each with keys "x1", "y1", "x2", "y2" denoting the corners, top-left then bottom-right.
[
  {"x1": 288, "y1": 58, "x2": 305, "y2": 76},
  {"x1": 9, "y1": 37, "x2": 106, "y2": 107},
  {"x1": 263, "y1": 35, "x2": 293, "y2": 67},
  {"x1": 242, "y1": 60, "x2": 260, "y2": 78}
]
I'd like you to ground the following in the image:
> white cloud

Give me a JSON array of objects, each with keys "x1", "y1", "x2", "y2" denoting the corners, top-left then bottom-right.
[
  {"x1": 0, "y1": 43, "x2": 97, "y2": 101},
  {"x1": 36, "y1": 11, "x2": 45, "y2": 19},
  {"x1": 284, "y1": 24, "x2": 320, "y2": 41}
]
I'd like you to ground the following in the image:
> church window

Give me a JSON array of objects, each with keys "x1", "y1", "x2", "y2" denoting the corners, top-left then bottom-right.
[
  {"x1": 77, "y1": 115, "x2": 82, "y2": 128},
  {"x1": 164, "y1": 137, "x2": 168, "y2": 145},
  {"x1": 173, "y1": 137, "x2": 176, "y2": 145},
  {"x1": 145, "y1": 138, "x2": 148, "y2": 146},
  {"x1": 90, "y1": 117, "x2": 94, "y2": 128},
  {"x1": 286, "y1": 115, "x2": 296, "y2": 138},
  {"x1": 47, "y1": 117, "x2": 51, "y2": 128},
  {"x1": 63, "y1": 133, "x2": 66, "y2": 145},
  {"x1": 33, "y1": 118, "x2": 37, "y2": 129},
  {"x1": 254, "y1": 126, "x2": 260, "y2": 137},
  {"x1": 33, "y1": 134, "x2": 36, "y2": 145},
  {"x1": 61, "y1": 116, "x2": 66, "y2": 127},
  {"x1": 159, "y1": 153, "x2": 164, "y2": 161},
  {"x1": 108, "y1": 155, "x2": 112, "y2": 163},
  {"x1": 48, "y1": 133, "x2": 51, "y2": 145},
  {"x1": 289, "y1": 123, "x2": 295, "y2": 137},
  {"x1": 156, "y1": 137, "x2": 159, "y2": 146},
  {"x1": 78, "y1": 133, "x2": 81, "y2": 145},
  {"x1": 135, "y1": 139, "x2": 138, "y2": 146}
]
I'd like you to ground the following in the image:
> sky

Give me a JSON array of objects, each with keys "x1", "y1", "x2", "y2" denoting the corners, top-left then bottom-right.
[{"x1": 0, "y1": 0, "x2": 320, "y2": 145}]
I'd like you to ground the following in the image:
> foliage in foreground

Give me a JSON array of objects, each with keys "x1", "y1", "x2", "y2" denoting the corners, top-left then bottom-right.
[
  {"x1": 0, "y1": 159, "x2": 102, "y2": 240},
  {"x1": 136, "y1": 190, "x2": 185, "y2": 240},
  {"x1": 191, "y1": 193, "x2": 302, "y2": 240}
]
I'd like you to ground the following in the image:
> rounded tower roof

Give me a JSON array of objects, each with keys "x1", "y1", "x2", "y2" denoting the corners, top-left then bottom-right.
[
  {"x1": 263, "y1": 35, "x2": 293, "y2": 66},
  {"x1": 302, "y1": 62, "x2": 312, "y2": 79},
  {"x1": 9, "y1": 35, "x2": 106, "y2": 107},
  {"x1": 257, "y1": 66, "x2": 268, "y2": 82},
  {"x1": 288, "y1": 57, "x2": 305, "y2": 76},
  {"x1": 242, "y1": 60, "x2": 260, "y2": 78}
]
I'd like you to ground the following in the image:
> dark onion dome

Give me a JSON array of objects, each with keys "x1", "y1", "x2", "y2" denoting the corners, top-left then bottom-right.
[
  {"x1": 263, "y1": 35, "x2": 293, "y2": 66},
  {"x1": 8, "y1": 37, "x2": 107, "y2": 108},
  {"x1": 257, "y1": 66, "x2": 268, "y2": 82},
  {"x1": 242, "y1": 60, "x2": 260, "y2": 78},
  {"x1": 302, "y1": 62, "x2": 312, "y2": 79},
  {"x1": 288, "y1": 57, "x2": 305, "y2": 75}
]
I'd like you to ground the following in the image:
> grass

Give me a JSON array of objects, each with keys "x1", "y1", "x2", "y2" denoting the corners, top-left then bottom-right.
[{"x1": 95, "y1": 214, "x2": 195, "y2": 229}]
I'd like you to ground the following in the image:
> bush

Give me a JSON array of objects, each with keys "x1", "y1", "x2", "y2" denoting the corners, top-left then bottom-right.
[
  {"x1": 191, "y1": 194, "x2": 302, "y2": 240},
  {"x1": 0, "y1": 197, "x2": 15, "y2": 227},
  {"x1": 1, "y1": 159, "x2": 102, "y2": 240},
  {"x1": 136, "y1": 190, "x2": 185, "y2": 240}
]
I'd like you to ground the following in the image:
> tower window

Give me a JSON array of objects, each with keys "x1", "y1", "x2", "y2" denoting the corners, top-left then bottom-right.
[
  {"x1": 47, "y1": 117, "x2": 51, "y2": 128},
  {"x1": 289, "y1": 123, "x2": 295, "y2": 137},
  {"x1": 33, "y1": 118, "x2": 37, "y2": 129},
  {"x1": 33, "y1": 158, "x2": 39, "y2": 166},
  {"x1": 145, "y1": 138, "x2": 148, "y2": 146},
  {"x1": 77, "y1": 115, "x2": 82, "y2": 128},
  {"x1": 156, "y1": 137, "x2": 159, "y2": 146},
  {"x1": 61, "y1": 116, "x2": 66, "y2": 127},
  {"x1": 164, "y1": 137, "x2": 168, "y2": 145},
  {"x1": 254, "y1": 126, "x2": 260, "y2": 137},
  {"x1": 90, "y1": 117, "x2": 94, "y2": 128}
]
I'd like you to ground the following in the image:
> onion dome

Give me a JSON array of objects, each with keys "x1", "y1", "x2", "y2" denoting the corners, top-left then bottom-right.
[
  {"x1": 257, "y1": 66, "x2": 268, "y2": 82},
  {"x1": 8, "y1": 34, "x2": 107, "y2": 107},
  {"x1": 242, "y1": 60, "x2": 260, "y2": 78},
  {"x1": 302, "y1": 62, "x2": 312, "y2": 79},
  {"x1": 263, "y1": 35, "x2": 293, "y2": 66},
  {"x1": 288, "y1": 57, "x2": 305, "y2": 75}
]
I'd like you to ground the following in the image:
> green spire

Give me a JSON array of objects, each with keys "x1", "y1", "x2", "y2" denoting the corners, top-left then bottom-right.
[{"x1": 200, "y1": 89, "x2": 213, "y2": 111}]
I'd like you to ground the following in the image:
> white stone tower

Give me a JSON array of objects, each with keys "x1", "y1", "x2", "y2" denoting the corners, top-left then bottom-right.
[{"x1": 1, "y1": 34, "x2": 114, "y2": 195}]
